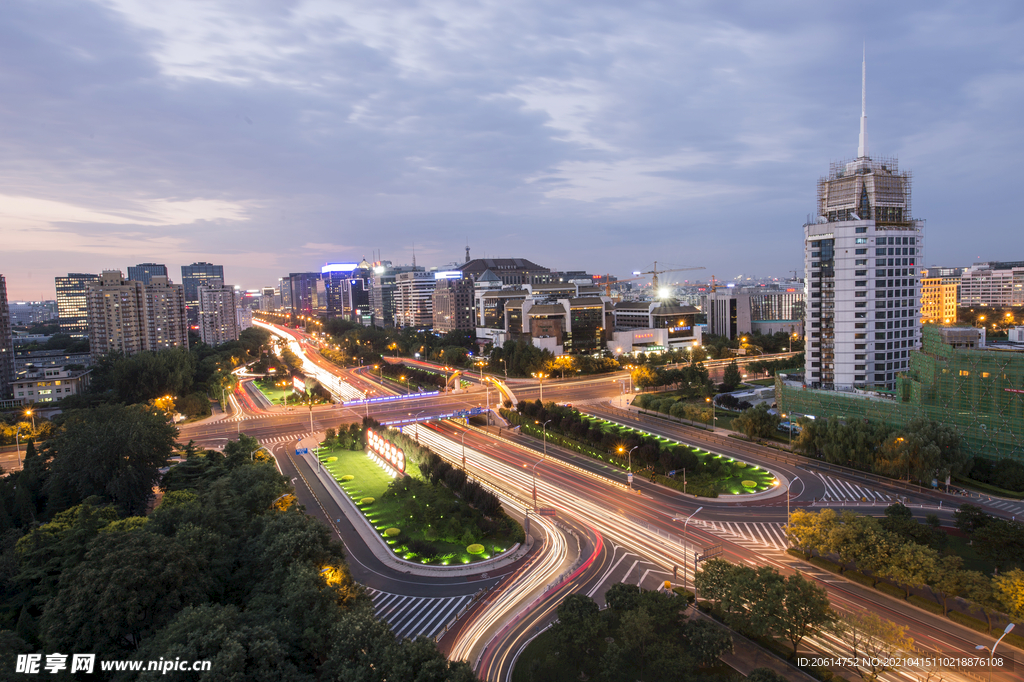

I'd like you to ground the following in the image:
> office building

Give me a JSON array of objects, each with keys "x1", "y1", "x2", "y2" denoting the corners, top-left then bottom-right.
[
  {"x1": 394, "y1": 270, "x2": 436, "y2": 328},
  {"x1": 86, "y1": 271, "x2": 188, "y2": 359},
  {"x1": 608, "y1": 300, "x2": 701, "y2": 355},
  {"x1": 260, "y1": 287, "x2": 277, "y2": 312},
  {"x1": 458, "y1": 258, "x2": 551, "y2": 286},
  {"x1": 707, "y1": 287, "x2": 804, "y2": 339},
  {"x1": 286, "y1": 272, "x2": 321, "y2": 315},
  {"x1": 322, "y1": 262, "x2": 373, "y2": 322},
  {"x1": 432, "y1": 274, "x2": 475, "y2": 333},
  {"x1": 0, "y1": 275, "x2": 14, "y2": 399},
  {"x1": 181, "y1": 262, "x2": 224, "y2": 326},
  {"x1": 55, "y1": 273, "x2": 99, "y2": 337},
  {"x1": 959, "y1": 262, "x2": 1024, "y2": 307},
  {"x1": 920, "y1": 267, "x2": 964, "y2": 325},
  {"x1": 127, "y1": 263, "x2": 168, "y2": 285},
  {"x1": 369, "y1": 261, "x2": 422, "y2": 327},
  {"x1": 803, "y1": 57, "x2": 923, "y2": 390},
  {"x1": 198, "y1": 280, "x2": 240, "y2": 345},
  {"x1": 8, "y1": 301, "x2": 57, "y2": 326}
]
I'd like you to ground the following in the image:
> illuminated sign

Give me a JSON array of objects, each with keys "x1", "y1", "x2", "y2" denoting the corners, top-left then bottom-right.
[
  {"x1": 321, "y1": 263, "x2": 359, "y2": 274},
  {"x1": 1006, "y1": 388, "x2": 1024, "y2": 395},
  {"x1": 365, "y1": 429, "x2": 406, "y2": 474},
  {"x1": 292, "y1": 376, "x2": 306, "y2": 392},
  {"x1": 434, "y1": 271, "x2": 463, "y2": 280}
]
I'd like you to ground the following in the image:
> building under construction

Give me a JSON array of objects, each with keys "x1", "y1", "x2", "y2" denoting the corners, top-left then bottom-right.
[{"x1": 778, "y1": 325, "x2": 1024, "y2": 463}]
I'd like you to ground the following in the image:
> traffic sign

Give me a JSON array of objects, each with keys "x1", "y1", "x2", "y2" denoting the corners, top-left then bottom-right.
[
  {"x1": 296, "y1": 447, "x2": 309, "y2": 456},
  {"x1": 627, "y1": 473, "x2": 633, "y2": 485},
  {"x1": 538, "y1": 508, "x2": 557, "y2": 517}
]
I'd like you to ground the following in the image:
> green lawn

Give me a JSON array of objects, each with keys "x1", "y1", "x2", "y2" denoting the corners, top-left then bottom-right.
[
  {"x1": 743, "y1": 378, "x2": 776, "y2": 386},
  {"x1": 253, "y1": 379, "x2": 298, "y2": 405},
  {"x1": 318, "y1": 443, "x2": 520, "y2": 565},
  {"x1": 571, "y1": 415, "x2": 778, "y2": 494}
]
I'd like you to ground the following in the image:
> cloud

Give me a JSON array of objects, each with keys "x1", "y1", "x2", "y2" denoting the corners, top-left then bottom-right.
[{"x1": 1, "y1": 0, "x2": 1022, "y2": 298}]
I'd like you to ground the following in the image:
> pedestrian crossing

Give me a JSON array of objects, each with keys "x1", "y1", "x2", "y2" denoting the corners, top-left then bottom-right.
[
  {"x1": 226, "y1": 413, "x2": 277, "y2": 422},
  {"x1": 258, "y1": 433, "x2": 312, "y2": 445},
  {"x1": 982, "y1": 499, "x2": 1024, "y2": 516},
  {"x1": 693, "y1": 520, "x2": 790, "y2": 552},
  {"x1": 365, "y1": 589, "x2": 475, "y2": 640},
  {"x1": 813, "y1": 473, "x2": 895, "y2": 503}
]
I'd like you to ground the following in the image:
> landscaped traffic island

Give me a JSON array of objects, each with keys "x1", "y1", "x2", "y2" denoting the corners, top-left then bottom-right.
[
  {"x1": 318, "y1": 420, "x2": 524, "y2": 565},
  {"x1": 503, "y1": 401, "x2": 777, "y2": 497}
]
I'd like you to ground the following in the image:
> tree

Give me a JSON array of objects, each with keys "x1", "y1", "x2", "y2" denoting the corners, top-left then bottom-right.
[
  {"x1": 835, "y1": 611, "x2": 913, "y2": 681},
  {"x1": 993, "y1": 568, "x2": 1024, "y2": 620},
  {"x1": 605, "y1": 582, "x2": 642, "y2": 612},
  {"x1": 954, "y1": 504, "x2": 992, "y2": 534},
  {"x1": 973, "y1": 518, "x2": 1024, "y2": 568},
  {"x1": 776, "y1": 573, "x2": 834, "y2": 656},
  {"x1": 694, "y1": 558, "x2": 740, "y2": 608},
  {"x1": 721, "y1": 360, "x2": 742, "y2": 391},
  {"x1": 928, "y1": 555, "x2": 967, "y2": 615},
  {"x1": 631, "y1": 365, "x2": 659, "y2": 391},
  {"x1": 746, "y1": 668, "x2": 788, "y2": 682},
  {"x1": 44, "y1": 404, "x2": 178, "y2": 516},
  {"x1": 733, "y1": 403, "x2": 780, "y2": 441},
  {"x1": 784, "y1": 509, "x2": 839, "y2": 556},
  {"x1": 550, "y1": 594, "x2": 602, "y2": 671},
  {"x1": 878, "y1": 542, "x2": 940, "y2": 599},
  {"x1": 682, "y1": 620, "x2": 732, "y2": 667}
]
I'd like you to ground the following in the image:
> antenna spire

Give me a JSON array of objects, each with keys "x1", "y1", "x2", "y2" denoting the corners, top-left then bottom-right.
[{"x1": 858, "y1": 45, "x2": 868, "y2": 158}]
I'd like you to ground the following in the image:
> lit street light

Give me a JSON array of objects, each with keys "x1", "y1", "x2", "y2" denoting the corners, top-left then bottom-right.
[
  {"x1": 787, "y1": 476, "x2": 801, "y2": 531},
  {"x1": 25, "y1": 409, "x2": 35, "y2": 432},
  {"x1": 673, "y1": 507, "x2": 703, "y2": 590},
  {"x1": 619, "y1": 445, "x2": 639, "y2": 489}
]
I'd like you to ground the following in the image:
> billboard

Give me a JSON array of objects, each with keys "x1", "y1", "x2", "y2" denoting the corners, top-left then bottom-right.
[{"x1": 292, "y1": 376, "x2": 306, "y2": 393}]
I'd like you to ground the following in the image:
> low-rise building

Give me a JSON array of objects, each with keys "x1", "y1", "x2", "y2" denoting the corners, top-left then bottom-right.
[
  {"x1": 920, "y1": 267, "x2": 963, "y2": 325},
  {"x1": 11, "y1": 364, "x2": 92, "y2": 405},
  {"x1": 960, "y1": 261, "x2": 1024, "y2": 307}
]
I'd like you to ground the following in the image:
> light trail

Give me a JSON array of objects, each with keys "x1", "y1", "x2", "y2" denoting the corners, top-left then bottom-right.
[{"x1": 254, "y1": 321, "x2": 365, "y2": 402}]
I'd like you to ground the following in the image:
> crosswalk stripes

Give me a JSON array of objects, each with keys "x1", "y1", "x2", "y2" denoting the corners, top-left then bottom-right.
[
  {"x1": 365, "y1": 589, "x2": 474, "y2": 640},
  {"x1": 258, "y1": 433, "x2": 310, "y2": 445},
  {"x1": 226, "y1": 413, "x2": 278, "y2": 422},
  {"x1": 693, "y1": 520, "x2": 790, "y2": 552},
  {"x1": 815, "y1": 473, "x2": 893, "y2": 503},
  {"x1": 987, "y1": 500, "x2": 1024, "y2": 515}
]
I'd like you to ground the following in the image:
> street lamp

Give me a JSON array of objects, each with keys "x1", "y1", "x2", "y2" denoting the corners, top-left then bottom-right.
[
  {"x1": 677, "y1": 507, "x2": 703, "y2": 590},
  {"x1": 500, "y1": 358, "x2": 507, "y2": 378},
  {"x1": 25, "y1": 409, "x2": 35, "y2": 432},
  {"x1": 976, "y1": 622, "x2": 1015, "y2": 682},
  {"x1": 705, "y1": 397, "x2": 715, "y2": 431},
  {"x1": 787, "y1": 476, "x2": 801, "y2": 532},
  {"x1": 461, "y1": 430, "x2": 467, "y2": 471},
  {"x1": 532, "y1": 372, "x2": 548, "y2": 402},
  {"x1": 619, "y1": 445, "x2": 639, "y2": 489},
  {"x1": 14, "y1": 424, "x2": 22, "y2": 468},
  {"x1": 413, "y1": 410, "x2": 425, "y2": 442}
]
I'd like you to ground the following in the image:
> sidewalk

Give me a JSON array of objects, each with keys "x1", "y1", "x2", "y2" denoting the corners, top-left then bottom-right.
[{"x1": 296, "y1": 433, "x2": 533, "y2": 578}]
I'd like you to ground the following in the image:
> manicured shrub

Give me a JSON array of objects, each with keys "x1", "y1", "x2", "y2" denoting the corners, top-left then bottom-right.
[
  {"x1": 467, "y1": 543, "x2": 485, "y2": 555},
  {"x1": 741, "y1": 480, "x2": 757, "y2": 488},
  {"x1": 326, "y1": 456, "x2": 338, "y2": 462},
  {"x1": 359, "y1": 497, "x2": 375, "y2": 506},
  {"x1": 384, "y1": 528, "x2": 401, "y2": 537},
  {"x1": 340, "y1": 474, "x2": 354, "y2": 481}
]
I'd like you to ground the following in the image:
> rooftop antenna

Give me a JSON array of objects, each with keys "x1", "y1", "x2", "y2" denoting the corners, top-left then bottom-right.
[
  {"x1": 858, "y1": 44, "x2": 868, "y2": 158},
  {"x1": 465, "y1": 240, "x2": 470, "y2": 263}
]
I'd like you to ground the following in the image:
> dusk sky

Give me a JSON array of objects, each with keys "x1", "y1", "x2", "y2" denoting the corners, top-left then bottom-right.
[{"x1": 2, "y1": 1, "x2": 1021, "y2": 300}]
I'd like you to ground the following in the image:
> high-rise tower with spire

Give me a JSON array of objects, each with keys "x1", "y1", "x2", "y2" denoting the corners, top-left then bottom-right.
[{"x1": 803, "y1": 52, "x2": 924, "y2": 391}]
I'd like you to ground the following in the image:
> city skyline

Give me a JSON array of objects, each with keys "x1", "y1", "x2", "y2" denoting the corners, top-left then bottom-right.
[{"x1": 2, "y1": 2, "x2": 1023, "y2": 300}]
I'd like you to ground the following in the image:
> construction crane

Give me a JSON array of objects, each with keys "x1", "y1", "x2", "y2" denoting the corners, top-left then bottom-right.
[{"x1": 600, "y1": 262, "x2": 705, "y2": 297}]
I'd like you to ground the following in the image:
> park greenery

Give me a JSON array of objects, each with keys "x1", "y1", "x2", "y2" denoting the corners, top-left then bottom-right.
[
  {"x1": 319, "y1": 419, "x2": 523, "y2": 564},
  {"x1": 963, "y1": 457, "x2": 1024, "y2": 494},
  {"x1": 793, "y1": 416, "x2": 969, "y2": 485},
  {"x1": 518, "y1": 585, "x2": 733, "y2": 682},
  {"x1": 785, "y1": 504, "x2": 1024, "y2": 639},
  {"x1": 504, "y1": 401, "x2": 777, "y2": 496},
  {"x1": 0, "y1": 429, "x2": 476, "y2": 680}
]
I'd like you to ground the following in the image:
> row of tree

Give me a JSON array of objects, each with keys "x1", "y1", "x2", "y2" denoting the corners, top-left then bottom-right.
[
  {"x1": 964, "y1": 457, "x2": 1024, "y2": 493},
  {"x1": 528, "y1": 585, "x2": 733, "y2": 682},
  {"x1": 793, "y1": 416, "x2": 969, "y2": 484},
  {"x1": 785, "y1": 505, "x2": 1024, "y2": 624},
  {"x1": 695, "y1": 560, "x2": 832, "y2": 656}
]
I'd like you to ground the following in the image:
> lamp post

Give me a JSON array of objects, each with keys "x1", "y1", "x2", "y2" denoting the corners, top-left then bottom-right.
[
  {"x1": 15, "y1": 425, "x2": 22, "y2": 468},
  {"x1": 976, "y1": 622, "x2": 1015, "y2": 682},
  {"x1": 619, "y1": 446, "x2": 639, "y2": 489},
  {"x1": 679, "y1": 506, "x2": 703, "y2": 590},
  {"x1": 533, "y1": 372, "x2": 548, "y2": 403},
  {"x1": 461, "y1": 431, "x2": 467, "y2": 471},
  {"x1": 500, "y1": 358, "x2": 507, "y2": 378},
  {"x1": 25, "y1": 409, "x2": 35, "y2": 433},
  {"x1": 413, "y1": 410, "x2": 425, "y2": 442},
  {"x1": 705, "y1": 397, "x2": 715, "y2": 431},
  {"x1": 787, "y1": 476, "x2": 801, "y2": 533}
]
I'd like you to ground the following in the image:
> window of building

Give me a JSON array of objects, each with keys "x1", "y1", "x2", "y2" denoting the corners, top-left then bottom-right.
[
  {"x1": 960, "y1": 370, "x2": 969, "y2": 377},
  {"x1": 855, "y1": 238, "x2": 867, "y2": 244},
  {"x1": 854, "y1": 333, "x2": 866, "y2": 339},
  {"x1": 855, "y1": 249, "x2": 867, "y2": 255},
  {"x1": 855, "y1": 226, "x2": 867, "y2": 233}
]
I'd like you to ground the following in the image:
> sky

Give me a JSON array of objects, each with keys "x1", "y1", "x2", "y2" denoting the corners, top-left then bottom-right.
[{"x1": 1, "y1": 0, "x2": 1022, "y2": 300}]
